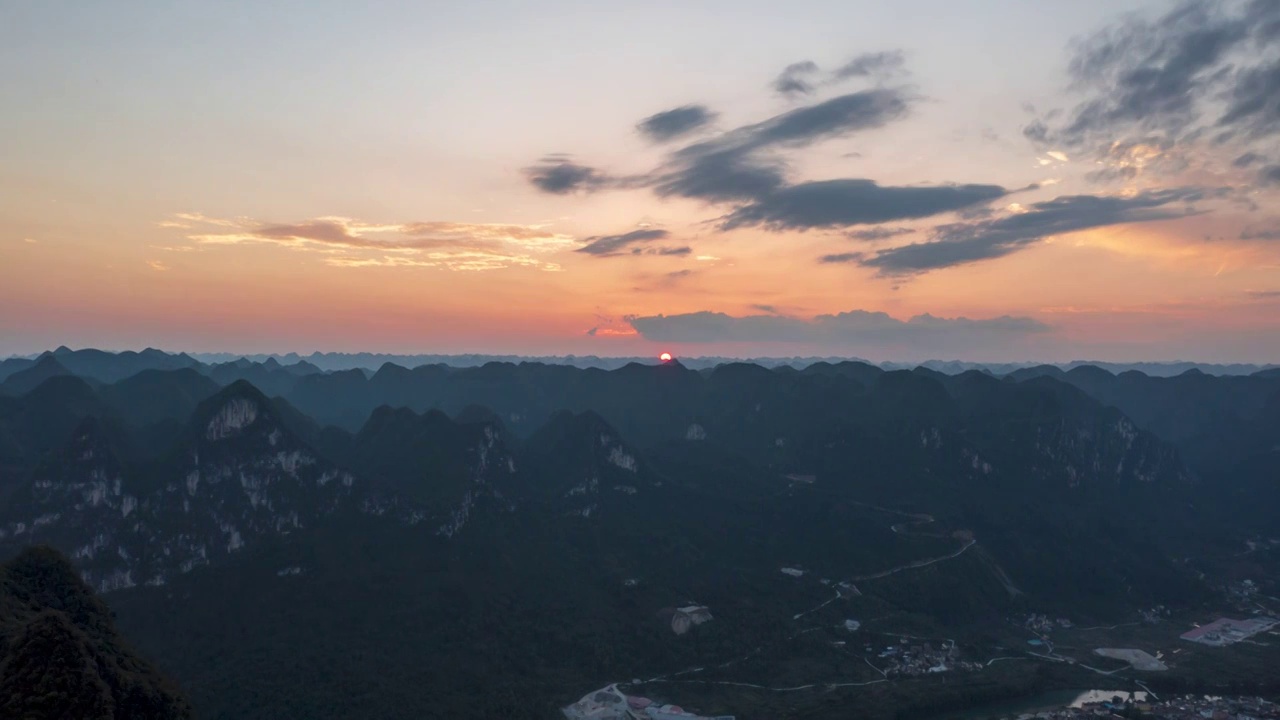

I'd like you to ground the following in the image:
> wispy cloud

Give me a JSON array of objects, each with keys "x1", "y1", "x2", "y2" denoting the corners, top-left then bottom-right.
[
  {"x1": 636, "y1": 105, "x2": 717, "y2": 142},
  {"x1": 525, "y1": 75, "x2": 1019, "y2": 240},
  {"x1": 1026, "y1": 0, "x2": 1280, "y2": 183},
  {"x1": 147, "y1": 260, "x2": 170, "y2": 271},
  {"x1": 576, "y1": 229, "x2": 671, "y2": 256},
  {"x1": 772, "y1": 60, "x2": 820, "y2": 97},
  {"x1": 161, "y1": 213, "x2": 573, "y2": 271},
  {"x1": 720, "y1": 179, "x2": 1005, "y2": 231},
  {"x1": 832, "y1": 50, "x2": 907, "y2": 81},
  {"x1": 526, "y1": 87, "x2": 929, "y2": 210},
  {"x1": 325, "y1": 252, "x2": 562, "y2": 272},
  {"x1": 156, "y1": 212, "x2": 251, "y2": 229},
  {"x1": 850, "y1": 187, "x2": 1211, "y2": 275},
  {"x1": 772, "y1": 51, "x2": 907, "y2": 98},
  {"x1": 1240, "y1": 225, "x2": 1280, "y2": 241},
  {"x1": 847, "y1": 226, "x2": 914, "y2": 241},
  {"x1": 584, "y1": 325, "x2": 639, "y2": 338}
]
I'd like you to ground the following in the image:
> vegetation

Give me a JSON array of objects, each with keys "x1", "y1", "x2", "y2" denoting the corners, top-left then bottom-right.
[
  {"x1": 0, "y1": 350, "x2": 1276, "y2": 718},
  {"x1": 0, "y1": 547, "x2": 192, "y2": 719}
]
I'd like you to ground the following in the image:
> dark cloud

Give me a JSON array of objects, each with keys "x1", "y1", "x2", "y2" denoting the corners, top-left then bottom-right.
[
  {"x1": 576, "y1": 229, "x2": 669, "y2": 256},
  {"x1": 1247, "y1": 290, "x2": 1280, "y2": 298},
  {"x1": 649, "y1": 88, "x2": 914, "y2": 204},
  {"x1": 855, "y1": 188, "x2": 1208, "y2": 275},
  {"x1": 833, "y1": 50, "x2": 906, "y2": 80},
  {"x1": 848, "y1": 226, "x2": 914, "y2": 241},
  {"x1": 627, "y1": 309, "x2": 1049, "y2": 349},
  {"x1": 955, "y1": 204, "x2": 997, "y2": 221},
  {"x1": 1218, "y1": 57, "x2": 1280, "y2": 140},
  {"x1": 1058, "y1": 2, "x2": 1245, "y2": 143},
  {"x1": 771, "y1": 50, "x2": 907, "y2": 98},
  {"x1": 772, "y1": 61, "x2": 819, "y2": 97},
  {"x1": 1240, "y1": 226, "x2": 1280, "y2": 241},
  {"x1": 1260, "y1": 165, "x2": 1280, "y2": 185},
  {"x1": 639, "y1": 268, "x2": 699, "y2": 290},
  {"x1": 720, "y1": 179, "x2": 1007, "y2": 231},
  {"x1": 819, "y1": 252, "x2": 862, "y2": 264},
  {"x1": 747, "y1": 89, "x2": 911, "y2": 147},
  {"x1": 1029, "y1": 0, "x2": 1280, "y2": 178},
  {"x1": 1022, "y1": 120, "x2": 1050, "y2": 144},
  {"x1": 528, "y1": 83, "x2": 1002, "y2": 243},
  {"x1": 751, "y1": 304, "x2": 779, "y2": 314},
  {"x1": 625, "y1": 245, "x2": 693, "y2": 257},
  {"x1": 1232, "y1": 151, "x2": 1266, "y2": 167},
  {"x1": 653, "y1": 150, "x2": 788, "y2": 202},
  {"x1": 529, "y1": 89, "x2": 914, "y2": 204},
  {"x1": 524, "y1": 155, "x2": 614, "y2": 192},
  {"x1": 637, "y1": 105, "x2": 717, "y2": 142},
  {"x1": 774, "y1": 76, "x2": 814, "y2": 97}
]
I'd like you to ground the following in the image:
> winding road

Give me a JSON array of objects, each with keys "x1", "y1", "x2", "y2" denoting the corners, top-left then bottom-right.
[{"x1": 626, "y1": 501, "x2": 986, "y2": 697}]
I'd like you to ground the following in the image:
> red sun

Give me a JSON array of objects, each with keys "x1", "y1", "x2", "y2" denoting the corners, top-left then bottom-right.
[{"x1": 659, "y1": 352, "x2": 673, "y2": 362}]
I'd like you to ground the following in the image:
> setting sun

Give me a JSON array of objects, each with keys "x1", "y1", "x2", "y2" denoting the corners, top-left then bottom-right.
[{"x1": 659, "y1": 352, "x2": 673, "y2": 362}]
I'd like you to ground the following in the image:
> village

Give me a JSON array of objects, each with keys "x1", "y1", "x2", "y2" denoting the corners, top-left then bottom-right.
[
  {"x1": 992, "y1": 694, "x2": 1280, "y2": 720},
  {"x1": 1180, "y1": 616, "x2": 1280, "y2": 647},
  {"x1": 561, "y1": 511, "x2": 1280, "y2": 720},
  {"x1": 864, "y1": 636, "x2": 982, "y2": 677}
]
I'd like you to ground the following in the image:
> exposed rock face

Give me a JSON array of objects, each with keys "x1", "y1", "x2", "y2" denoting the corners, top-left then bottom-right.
[
  {"x1": 1, "y1": 386, "x2": 523, "y2": 593},
  {"x1": 205, "y1": 397, "x2": 259, "y2": 440},
  {"x1": 3, "y1": 389, "x2": 356, "y2": 592}
]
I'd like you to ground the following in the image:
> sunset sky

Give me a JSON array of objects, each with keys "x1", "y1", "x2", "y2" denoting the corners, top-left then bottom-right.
[{"x1": 2, "y1": 0, "x2": 1278, "y2": 362}]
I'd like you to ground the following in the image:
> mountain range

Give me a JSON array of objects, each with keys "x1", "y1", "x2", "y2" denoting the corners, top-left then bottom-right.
[
  {"x1": 3, "y1": 345, "x2": 1277, "y2": 381},
  {"x1": 0, "y1": 349, "x2": 1277, "y2": 718}
]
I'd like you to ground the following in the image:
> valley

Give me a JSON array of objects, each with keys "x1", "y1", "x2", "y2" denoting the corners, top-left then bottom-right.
[{"x1": 1, "y1": 349, "x2": 1278, "y2": 718}]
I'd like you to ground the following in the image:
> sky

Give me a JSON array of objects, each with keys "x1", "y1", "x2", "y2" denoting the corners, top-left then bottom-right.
[{"x1": 2, "y1": 0, "x2": 1279, "y2": 362}]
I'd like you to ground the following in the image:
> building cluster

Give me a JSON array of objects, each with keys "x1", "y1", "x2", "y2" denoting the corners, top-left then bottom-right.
[
  {"x1": 561, "y1": 684, "x2": 734, "y2": 720},
  {"x1": 870, "y1": 640, "x2": 977, "y2": 676},
  {"x1": 1141, "y1": 605, "x2": 1171, "y2": 624},
  {"x1": 1180, "y1": 616, "x2": 1280, "y2": 647},
  {"x1": 1243, "y1": 538, "x2": 1280, "y2": 554},
  {"x1": 1144, "y1": 695, "x2": 1280, "y2": 720},
  {"x1": 1023, "y1": 613, "x2": 1073, "y2": 634},
  {"x1": 999, "y1": 695, "x2": 1280, "y2": 720},
  {"x1": 1225, "y1": 580, "x2": 1260, "y2": 608},
  {"x1": 669, "y1": 605, "x2": 713, "y2": 635}
]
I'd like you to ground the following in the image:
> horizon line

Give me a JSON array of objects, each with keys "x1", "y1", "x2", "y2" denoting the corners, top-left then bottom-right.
[{"x1": 5, "y1": 346, "x2": 1278, "y2": 370}]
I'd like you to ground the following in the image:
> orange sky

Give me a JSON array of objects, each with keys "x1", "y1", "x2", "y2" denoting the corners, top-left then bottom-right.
[{"x1": 2, "y1": 1, "x2": 1278, "y2": 362}]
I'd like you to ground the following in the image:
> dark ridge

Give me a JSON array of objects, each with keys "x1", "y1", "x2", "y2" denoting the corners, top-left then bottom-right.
[
  {"x1": 0, "y1": 547, "x2": 193, "y2": 718},
  {"x1": 0, "y1": 355, "x2": 73, "y2": 396}
]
